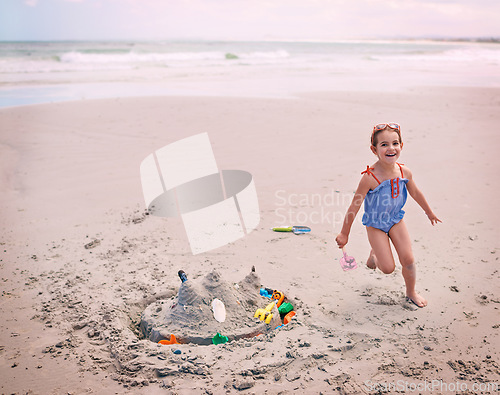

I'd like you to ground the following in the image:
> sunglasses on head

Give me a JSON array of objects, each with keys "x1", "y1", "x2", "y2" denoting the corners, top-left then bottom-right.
[{"x1": 373, "y1": 123, "x2": 400, "y2": 132}]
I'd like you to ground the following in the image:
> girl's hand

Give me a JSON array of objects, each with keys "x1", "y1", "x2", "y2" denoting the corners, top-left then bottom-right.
[
  {"x1": 335, "y1": 233, "x2": 348, "y2": 249},
  {"x1": 426, "y1": 212, "x2": 442, "y2": 226}
]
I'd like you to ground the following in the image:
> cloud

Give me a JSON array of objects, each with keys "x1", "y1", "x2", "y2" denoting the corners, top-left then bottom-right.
[
  {"x1": 11, "y1": 0, "x2": 500, "y2": 41},
  {"x1": 24, "y1": 0, "x2": 85, "y2": 7}
]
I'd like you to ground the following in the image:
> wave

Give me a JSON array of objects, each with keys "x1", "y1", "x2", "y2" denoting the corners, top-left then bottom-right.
[
  {"x1": 1, "y1": 40, "x2": 499, "y2": 75},
  {"x1": 429, "y1": 48, "x2": 500, "y2": 63},
  {"x1": 375, "y1": 47, "x2": 500, "y2": 64},
  {"x1": 59, "y1": 50, "x2": 290, "y2": 64},
  {"x1": 0, "y1": 49, "x2": 291, "y2": 73}
]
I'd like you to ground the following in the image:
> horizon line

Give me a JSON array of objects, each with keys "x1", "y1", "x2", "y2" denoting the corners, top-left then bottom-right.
[{"x1": 0, "y1": 36, "x2": 499, "y2": 44}]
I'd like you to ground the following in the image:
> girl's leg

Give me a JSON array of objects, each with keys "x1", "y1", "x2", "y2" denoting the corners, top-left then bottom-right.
[
  {"x1": 366, "y1": 227, "x2": 395, "y2": 274},
  {"x1": 366, "y1": 250, "x2": 377, "y2": 269},
  {"x1": 388, "y1": 220, "x2": 427, "y2": 307}
]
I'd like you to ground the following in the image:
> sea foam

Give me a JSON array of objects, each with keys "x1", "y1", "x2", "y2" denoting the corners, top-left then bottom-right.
[{"x1": 58, "y1": 50, "x2": 291, "y2": 67}]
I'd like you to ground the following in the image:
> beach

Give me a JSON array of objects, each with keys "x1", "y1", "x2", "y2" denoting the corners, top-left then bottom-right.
[{"x1": 1, "y1": 40, "x2": 499, "y2": 393}]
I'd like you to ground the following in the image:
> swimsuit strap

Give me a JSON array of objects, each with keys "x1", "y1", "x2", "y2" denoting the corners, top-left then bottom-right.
[
  {"x1": 396, "y1": 162, "x2": 404, "y2": 178},
  {"x1": 361, "y1": 165, "x2": 381, "y2": 185}
]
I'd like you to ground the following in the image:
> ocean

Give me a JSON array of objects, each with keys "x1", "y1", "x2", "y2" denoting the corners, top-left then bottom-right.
[{"x1": 1, "y1": 40, "x2": 499, "y2": 107}]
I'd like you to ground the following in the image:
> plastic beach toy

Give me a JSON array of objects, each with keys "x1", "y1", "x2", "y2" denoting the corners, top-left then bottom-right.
[
  {"x1": 260, "y1": 288, "x2": 285, "y2": 307},
  {"x1": 283, "y1": 311, "x2": 296, "y2": 325},
  {"x1": 158, "y1": 334, "x2": 179, "y2": 345},
  {"x1": 271, "y1": 290, "x2": 285, "y2": 307},
  {"x1": 278, "y1": 302, "x2": 294, "y2": 316},
  {"x1": 254, "y1": 302, "x2": 276, "y2": 324},
  {"x1": 211, "y1": 298, "x2": 226, "y2": 323},
  {"x1": 340, "y1": 247, "x2": 358, "y2": 271},
  {"x1": 271, "y1": 226, "x2": 311, "y2": 235},
  {"x1": 178, "y1": 270, "x2": 188, "y2": 283},
  {"x1": 212, "y1": 332, "x2": 229, "y2": 345}
]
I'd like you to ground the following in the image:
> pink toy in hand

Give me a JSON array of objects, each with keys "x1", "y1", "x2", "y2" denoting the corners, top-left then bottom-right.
[{"x1": 340, "y1": 247, "x2": 358, "y2": 271}]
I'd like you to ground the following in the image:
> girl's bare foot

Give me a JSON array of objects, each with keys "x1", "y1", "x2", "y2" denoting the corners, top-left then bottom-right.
[
  {"x1": 366, "y1": 249, "x2": 377, "y2": 269},
  {"x1": 406, "y1": 292, "x2": 427, "y2": 308}
]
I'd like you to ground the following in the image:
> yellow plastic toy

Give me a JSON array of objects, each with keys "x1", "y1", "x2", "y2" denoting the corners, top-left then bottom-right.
[{"x1": 254, "y1": 302, "x2": 275, "y2": 324}]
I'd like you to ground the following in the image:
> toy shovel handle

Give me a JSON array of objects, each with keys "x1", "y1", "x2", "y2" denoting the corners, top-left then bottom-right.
[{"x1": 272, "y1": 226, "x2": 293, "y2": 232}]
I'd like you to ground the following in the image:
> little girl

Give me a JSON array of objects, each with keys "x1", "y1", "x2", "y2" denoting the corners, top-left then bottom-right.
[{"x1": 335, "y1": 123, "x2": 441, "y2": 307}]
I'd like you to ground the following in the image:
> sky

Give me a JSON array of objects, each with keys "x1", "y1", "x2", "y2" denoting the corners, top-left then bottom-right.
[{"x1": 1, "y1": 0, "x2": 499, "y2": 41}]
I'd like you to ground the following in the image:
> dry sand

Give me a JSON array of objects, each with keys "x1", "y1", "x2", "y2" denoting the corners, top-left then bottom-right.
[{"x1": 1, "y1": 88, "x2": 499, "y2": 394}]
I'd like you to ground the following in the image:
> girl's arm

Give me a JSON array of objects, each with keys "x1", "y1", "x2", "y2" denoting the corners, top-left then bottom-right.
[
  {"x1": 405, "y1": 167, "x2": 442, "y2": 225},
  {"x1": 335, "y1": 175, "x2": 372, "y2": 248}
]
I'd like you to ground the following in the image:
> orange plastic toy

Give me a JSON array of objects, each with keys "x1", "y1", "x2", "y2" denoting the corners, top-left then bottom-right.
[
  {"x1": 272, "y1": 290, "x2": 285, "y2": 307},
  {"x1": 158, "y1": 334, "x2": 179, "y2": 345},
  {"x1": 283, "y1": 311, "x2": 296, "y2": 325}
]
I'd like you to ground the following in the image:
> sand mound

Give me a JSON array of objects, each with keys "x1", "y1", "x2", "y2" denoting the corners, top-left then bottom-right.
[{"x1": 140, "y1": 268, "x2": 281, "y2": 344}]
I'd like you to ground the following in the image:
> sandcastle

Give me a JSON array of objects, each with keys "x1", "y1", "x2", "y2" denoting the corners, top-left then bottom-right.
[{"x1": 140, "y1": 268, "x2": 282, "y2": 345}]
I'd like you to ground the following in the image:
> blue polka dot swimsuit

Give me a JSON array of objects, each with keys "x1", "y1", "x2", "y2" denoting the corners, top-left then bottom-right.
[{"x1": 361, "y1": 163, "x2": 408, "y2": 234}]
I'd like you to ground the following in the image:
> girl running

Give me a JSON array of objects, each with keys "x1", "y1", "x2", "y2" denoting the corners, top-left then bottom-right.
[{"x1": 335, "y1": 123, "x2": 441, "y2": 307}]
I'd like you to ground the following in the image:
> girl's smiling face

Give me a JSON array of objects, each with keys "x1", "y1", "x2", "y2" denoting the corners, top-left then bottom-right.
[{"x1": 371, "y1": 129, "x2": 403, "y2": 163}]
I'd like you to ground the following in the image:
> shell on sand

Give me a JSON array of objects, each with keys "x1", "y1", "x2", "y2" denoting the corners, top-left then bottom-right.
[
  {"x1": 140, "y1": 268, "x2": 280, "y2": 344},
  {"x1": 211, "y1": 298, "x2": 226, "y2": 323}
]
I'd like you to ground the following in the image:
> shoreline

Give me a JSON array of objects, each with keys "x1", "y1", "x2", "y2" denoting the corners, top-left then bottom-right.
[{"x1": 3, "y1": 80, "x2": 500, "y2": 110}]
